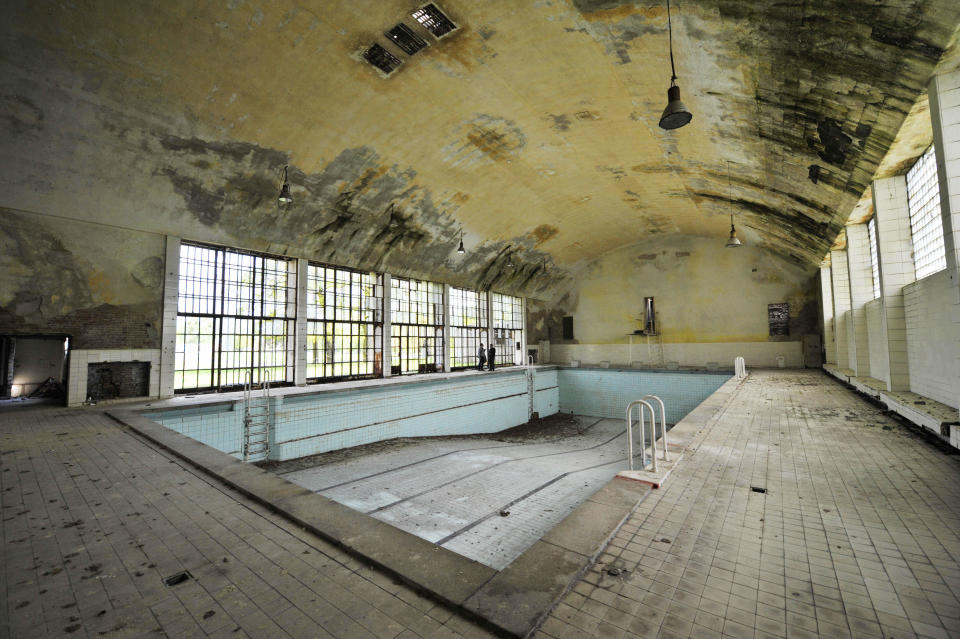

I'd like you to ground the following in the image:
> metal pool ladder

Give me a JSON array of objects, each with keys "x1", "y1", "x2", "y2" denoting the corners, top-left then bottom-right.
[
  {"x1": 626, "y1": 395, "x2": 669, "y2": 472},
  {"x1": 735, "y1": 356, "x2": 747, "y2": 379},
  {"x1": 242, "y1": 373, "x2": 271, "y2": 462}
]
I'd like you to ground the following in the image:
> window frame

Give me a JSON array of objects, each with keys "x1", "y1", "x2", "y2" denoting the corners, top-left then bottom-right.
[
  {"x1": 867, "y1": 217, "x2": 881, "y2": 300},
  {"x1": 390, "y1": 276, "x2": 444, "y2": 375},
  {"x1": 449, "y1": 287, "x2": 488, "y2": 370},
  {"x1": 175, "y1": 242, "x2": 296, "y2": 393},
  {"x1": 305, "y1": 263, "x2": 383, "y2": 383},
  {"x1": 905, "y1": 145, "x2": 947, "y2": 280},
  {"x1": 490, "y1": 292, "x2": 523, "y2": 367}
]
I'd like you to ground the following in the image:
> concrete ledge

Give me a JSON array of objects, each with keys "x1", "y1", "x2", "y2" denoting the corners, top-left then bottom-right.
[
  {"x1": 821, "y1": 366, "x2": 959, "y2": 449},
  {"x1": 108, "y1": 407, "x2": 652, "y2": 637}
]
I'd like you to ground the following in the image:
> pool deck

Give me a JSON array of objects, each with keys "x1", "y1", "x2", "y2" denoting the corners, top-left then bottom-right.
[{"x1": 3, "y1": 370, "x2": 960, "y2": 638}]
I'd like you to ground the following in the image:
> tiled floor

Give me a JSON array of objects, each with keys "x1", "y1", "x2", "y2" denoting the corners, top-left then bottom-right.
[
  {"x1": 535, "y1": 370, "x2": 960, "y2": 639},
  {"x1": 0, "y1": 405, "x2": 496, "y2": 639},
  {"x1": 278, "y1": 416, "x2": 641, "y2": 570},
  {"x1": 4, "y1": 370, "x2": 960, "y2": 639}
]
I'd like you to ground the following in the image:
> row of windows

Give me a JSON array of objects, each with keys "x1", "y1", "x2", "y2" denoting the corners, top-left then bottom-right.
[
  {"x1": 860, "y1": 144, "x2": 946, "y2": 293},
  {"x1": 175, "y1": 243, "x2": 523, "y2": 392}
]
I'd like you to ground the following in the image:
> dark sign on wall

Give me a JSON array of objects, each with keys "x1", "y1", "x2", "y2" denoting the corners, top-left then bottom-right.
[{"x1": 768, "y1": 303, "x2": 790, "y2": 337}]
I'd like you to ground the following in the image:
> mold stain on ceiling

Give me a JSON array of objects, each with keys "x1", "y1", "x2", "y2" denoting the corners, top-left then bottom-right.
[{"x1": 1, "y1": 0, "x2": 959, "y2": 297}]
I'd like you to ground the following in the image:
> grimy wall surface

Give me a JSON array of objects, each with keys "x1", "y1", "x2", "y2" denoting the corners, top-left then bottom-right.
[
  {"x1": 0, "y1": 211, "x2": 164, "y2": 349},
  {"x1": 530, "y1": 236, "x2": 819, "y2": 368}
]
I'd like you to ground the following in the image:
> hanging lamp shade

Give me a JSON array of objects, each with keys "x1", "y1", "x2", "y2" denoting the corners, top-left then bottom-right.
[
  {"x1": 658, "y1": 0, "x2": 692, "y2": 131},
  {"x1": 659, "y1": 84, "x2": 693, "y2": 130},
  {"x1": 457, "y1": 229, "x2": 465, "y2": 254},
  {"x1": 725, "y1": 216, "x2": 742, "y2": 248},
  {"x1": 277, "y1": 166, "x2": 293, "y2": 205}
]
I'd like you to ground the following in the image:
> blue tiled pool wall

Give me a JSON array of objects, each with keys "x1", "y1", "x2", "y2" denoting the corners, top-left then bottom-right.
[
  {"x1": 557, "y1": 369, "x2": 730, "y2": 424},
  {"x1": 145, "y1": 367, "x2": 727, "y2": 462},
  {"x1": 146, "y1": 368, "x2": 560, "y2": 462}
]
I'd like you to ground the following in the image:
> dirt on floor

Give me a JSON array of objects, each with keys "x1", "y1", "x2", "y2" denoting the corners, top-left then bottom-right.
[{"x1": 260, "y1": 412, "x2": 593, "y2": 474}]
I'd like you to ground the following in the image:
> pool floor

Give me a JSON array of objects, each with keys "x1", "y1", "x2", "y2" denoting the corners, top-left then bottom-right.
[{"x1": 273, "y1": 414, "x2": 643, "y2": 570}]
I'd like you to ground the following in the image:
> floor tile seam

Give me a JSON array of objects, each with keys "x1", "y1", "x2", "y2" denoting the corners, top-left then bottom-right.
[{"x1": 115, "y1": 419, "x2": 387, "y2": 591}]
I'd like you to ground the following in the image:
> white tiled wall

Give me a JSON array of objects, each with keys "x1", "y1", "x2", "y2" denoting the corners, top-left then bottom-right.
[
  {"x1": 831, "y1": 250, "x2": 851, "y2": 369},
  {"x1": 865, "y1": 299, "x2": 887, "y2": 384},
  {"x1": 845, "y1": 225, "x2": 874, "y2": 377},
  {"x1": 904, "y1": 270, "x2": 959, "y2": 408},
  {"x1": 549, "y1": 341, "x2": 802, "y2": 369},
  {"x1": 68, "y1": 349, "x2": 161, "y2": 406}
]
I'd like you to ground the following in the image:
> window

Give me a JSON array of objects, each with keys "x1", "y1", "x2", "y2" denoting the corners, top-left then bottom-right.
[
  {"x1": 385, "y1": 23, "x2": 428, "y2": 55},
  {"x1": 411, "y1": 3, "x2": 457, "y2": 38},
  {"x1": 867, "y1": 217, "x2": 881, "y2": 299},
  {"x1": 906, "y1": 145, "x2": 946, "y2": 279},
  {"x1": 175, "y1": 243, "x2": 296, "y2": 392},
  {"x1": 491, "y1": 293, "x2": 523, "y2": 367},
  {"x1": 306, "y1": 264, "x2": 383, "y2": 381},
  {"x1": 449, "y1": 287, "x2": 487, "y2": 369},
  {"x1": 363, "y1": 43, "x2": 402, "y2": 75},
  {"x1": 391, "y1": 277, "x2": 444, "y2": 374}
]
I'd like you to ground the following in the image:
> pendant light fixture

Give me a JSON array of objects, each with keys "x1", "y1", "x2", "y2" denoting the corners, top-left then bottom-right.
[
  {"x1": 658, "y1": 0, "x2": 693, "y2": 130},
  {"x1": 506, "y1": 251, "x2": 514, "y2": 268},
  {"x1": 725, "y1": 162, "x2": 742, "y2": 247},
  {"x1": 457, "y1": 228, "x2": 465, "y2": 254},
  {"x1": 277, "y1": 165, "x2": 293, "y2": 207}
]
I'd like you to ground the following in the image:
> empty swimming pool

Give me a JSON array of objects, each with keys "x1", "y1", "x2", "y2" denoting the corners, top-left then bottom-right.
[{"x1": 142, "y1": 366, "x2": 730, "y2": 568}]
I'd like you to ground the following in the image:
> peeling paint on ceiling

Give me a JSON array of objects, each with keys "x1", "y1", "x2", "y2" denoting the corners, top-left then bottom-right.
[{"x1": 1, "y1": 0, "x2": 959, "y2": 297}]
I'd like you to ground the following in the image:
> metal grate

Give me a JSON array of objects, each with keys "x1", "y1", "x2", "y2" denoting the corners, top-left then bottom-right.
[
  {"x1": 411, "y1": 3, "x2": 457, "y2": 38},
  {"x1": 385, "y1": 23, "x2": 428, "y2": 55},
  {"x1": 363, "y1": 43, "x2": 402, "y2": 75},
  {"x1": 175, "y1": 243, "x2": 295, "y2": 392},
  {"x1": 306, "y1": 264, "x2": 383, "y2": 382},
  {"x1": 491, "y1": 292, "x2": 523, "y2": 367},
  {"x1": 390, "y1": 277, "x2": 444, "y2": 375},
  {"x1": 768, "y1": 303, "x2": 789, "y2": 337},
  {"x1": 905, "y1": 145, "x2": 946, "y2": 279},
  {"x1": 449, "y1": 287, "x2": 488, "y2": 369},
  {"x1": 867, "y1": 217, "x2": 881, "y2": 299}
]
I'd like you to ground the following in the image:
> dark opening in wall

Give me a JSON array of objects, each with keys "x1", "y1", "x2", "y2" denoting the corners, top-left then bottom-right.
[
  {"x1": 412, "y1": 3, "x2": 457, "y2": 38},
  {"x1": 363, "y1": 43, "x2": 403, "y2": 75},
  {"x1": 562, "y1": 317, "x2": 574, "y2": 340},
  {"x1": 386, "y1": 23, "x2": 428, "y2": 55},
  {"x1": 87, "y1": 361, "x2": 150, "y2": 401}
]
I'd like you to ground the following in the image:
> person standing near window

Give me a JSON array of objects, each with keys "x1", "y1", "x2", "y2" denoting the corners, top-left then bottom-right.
[
  {"x1": 487, "y1": 344, "x2": 496, "y2": 371},
  {"x1": 477, "y1": 343, "x2": 486, "y2": 371}
]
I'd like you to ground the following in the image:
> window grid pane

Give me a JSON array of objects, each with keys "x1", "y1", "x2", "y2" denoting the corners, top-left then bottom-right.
[
  {"x1": 491, "y1": 293, "x2": 523, "y2": 366},
  {"x1": 449, "y1": 287, "x2": 488, "y2": 369},
  {"x1": 867, "y1": 217, "x2": 881, "y2": 300},
  {"x1": 175, "y1": 242, "x2": 295, "y2": 392},
  {"x1": 390, "y1": 277, "x2": 444, "y2": 375},
  {"x1": 306, "y1": 264, "x2": 382, "y2": 381},
  {"x1": 906, "y1": 146, "x2": 946, "y2": 279}
]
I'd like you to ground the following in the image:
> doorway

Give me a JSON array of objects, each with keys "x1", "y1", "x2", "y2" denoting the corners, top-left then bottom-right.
[{"x1": 0, "y1": 335, "x2": 70, "y2": 406}]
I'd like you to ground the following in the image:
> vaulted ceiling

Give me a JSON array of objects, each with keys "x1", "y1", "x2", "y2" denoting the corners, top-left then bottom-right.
[{"x1": 3, "y1": 1, "x2": 960, "y2": 297}]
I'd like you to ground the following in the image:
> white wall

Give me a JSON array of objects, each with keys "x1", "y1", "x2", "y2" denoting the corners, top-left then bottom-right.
[
  {"x1": 550, "y1": 341, "x2": 801, "y2": 369},
  {"x1": 904, "y1": 270, "x2": 959, "y2": 408},
  {"x1": 865, "y1": 299, "x2": 888, "y2": 384}
]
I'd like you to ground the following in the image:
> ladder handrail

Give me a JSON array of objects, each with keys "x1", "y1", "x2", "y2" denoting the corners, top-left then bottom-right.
[
  {"x1": 734, "y1": 356, "x2": 747, "y2": 379},
  {"x1": 640, "y1": 394, "x2": 668, "y2": 462},
  {"x1": 626, "y1": 399, "x2": 657, "y2": 472}
]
